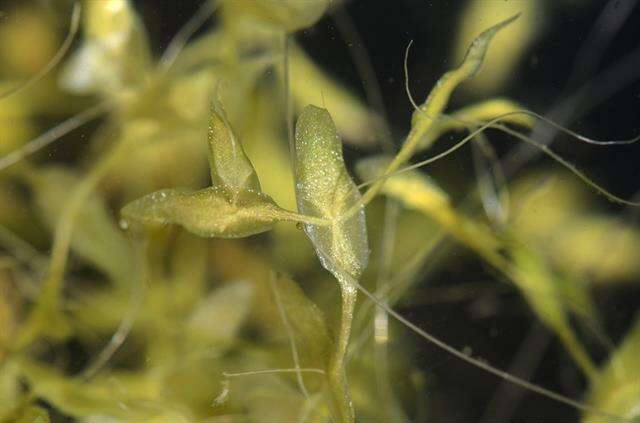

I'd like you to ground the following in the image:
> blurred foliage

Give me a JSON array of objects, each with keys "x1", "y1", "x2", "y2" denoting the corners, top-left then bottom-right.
[{"x1": 0, "y1": 0, "x2": 638, "y2": 422}]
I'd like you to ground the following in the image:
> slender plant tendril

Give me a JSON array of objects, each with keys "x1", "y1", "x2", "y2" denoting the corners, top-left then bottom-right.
[
  {"x1": 0, "y1": 2, "x2": 82, "y2": 100},
  {"x1": 352, "y1": 278, "x2": 630, "y2": 422},
  {"x1": 159, "y1": 0, "x2": 221, "y2": 70},
  {"x1": 269, "y1": 272, "x2": 310, "y2": 399}
]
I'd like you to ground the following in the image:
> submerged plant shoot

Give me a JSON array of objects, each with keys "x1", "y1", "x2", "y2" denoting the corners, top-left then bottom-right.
[{"x1": 1, "y1": 0, "x2": 639, "y2": 422}]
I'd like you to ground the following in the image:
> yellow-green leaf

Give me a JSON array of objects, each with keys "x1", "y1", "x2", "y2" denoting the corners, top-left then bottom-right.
[
  {"x1": 294, "y1": 105, "x2": 369, "y2": 283},
  {"x1": 207, "y1": 99, "x2": 261, "y2": 200},
  {"x1": 120, "y1": 187, "x2": 289, "y2": 238}
]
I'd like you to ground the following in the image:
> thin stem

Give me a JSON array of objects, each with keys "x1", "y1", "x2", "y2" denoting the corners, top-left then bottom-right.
[{"x1": 327, "y1": 282, "x2": 357, "y2": 423}]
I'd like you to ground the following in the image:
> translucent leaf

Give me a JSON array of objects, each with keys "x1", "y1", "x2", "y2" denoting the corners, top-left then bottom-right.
[
  {"x1": 294, "y1": 105, "x2": 369, "y2": 284},
  {"x1": 207, "y1": 99, "x2": 261, "y2": 201},
  {"x1": 584, "y1": 314, "x2": 640, "y2": 423},
  {"x1": 223, "y1": 0, "x2": 329, "y2": 32},
  {"x1": 187, "y1": 281, "x2": 253, "y2": 347},
  {"x1": 120, "y1": 187, "x2": 287, "y2": 238},
  {"x1": 29, "y1": 167, "x2": 133, "y2": 285}
]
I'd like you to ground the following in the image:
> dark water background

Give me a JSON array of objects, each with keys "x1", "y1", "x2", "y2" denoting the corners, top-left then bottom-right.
[{"x1": 134, "y1": 1, "x2": 640, "y2": 422}]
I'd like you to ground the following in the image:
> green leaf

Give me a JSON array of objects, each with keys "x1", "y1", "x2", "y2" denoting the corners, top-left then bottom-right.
[
  {"x1": 294, "y1": 105, "x2": 369, "y2": 284},
  {"x1": 207, "y1": 99, "x2": 262, "y2": 201},
  {"x1": 120, "y1": 186, "x2": 288, "y2": 238}
]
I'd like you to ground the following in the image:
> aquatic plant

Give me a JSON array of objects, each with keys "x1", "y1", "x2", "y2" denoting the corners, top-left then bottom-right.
[{"x1": 0, "y1": 1, "x2": 639, "y2": 422}]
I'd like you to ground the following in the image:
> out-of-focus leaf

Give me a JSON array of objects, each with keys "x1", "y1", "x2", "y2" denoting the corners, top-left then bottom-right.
[
  {"x1": 584, "y1": 314, "x2": 640, "y2": 423},
  {"x1": 120, "y1": 187, "x2": 290, "y2": 238},
  {"x1": 453, "y1": 0, "x2": 542, "y2": 94},
  {"x1": 272, "y1": 273, "x2": 332, "y2": 371},
  {"x1": 187, "y1": 281, "x2": 253, "y2": 347},
  {"x1": 509, "y1": 246, "x2": 596, "y2": 377},
  {"x1": 510, "y1": 172, "x2": 640, "y2": 284},
  {"x1": 289, "y1": 45, "x2": 382, "y2": 147},
  {"x1": 60, "y1": 0, "x2": 152, "y2": 94},
  {"x1": 294, "y1": 105, "x2": 369, "y2": 285},
  {"x1": 28, "y1": 167, "x2": 133, "y2": 285},
  {"x1": 19, "y1": 359, "x2": 194, "y2": 421},
  {"x1": 510, "y1": 171, "x2": 591, "y2": 242},
  {"x1": 0, "y1": 360, "x2": 21, "y2": 414},
  {"x1": 14, "y1": 406, "x2": 50, "y2": 423},
  {"x1": 223, "y1": 0, "x2": 329, "y2": 32},
  {"x1": 0, "y1": 5, "x2": 59, "y2": 76},
  {"x1": 549, "y1": 216, "x2": 640, "y2": 283},
  {"x1": 417, "y1": 98, "x2": 534, "y2": 151},
  {"x1": 98, "y1": 119, "x2": 209, "y2": 202}
]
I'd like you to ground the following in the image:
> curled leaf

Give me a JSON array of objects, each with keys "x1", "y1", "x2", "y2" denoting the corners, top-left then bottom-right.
[
  {"x1": 410, "y1": 14, "x2": 519, "y2": 135},
  {"x1": 453, "y1": 0, "x2": 541, "y2": 94},
  {"x1": 294, "y1": 105, "x2": 369, "y2": 283}
]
